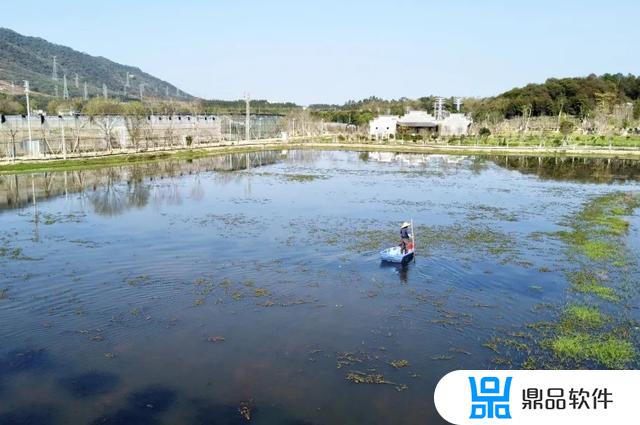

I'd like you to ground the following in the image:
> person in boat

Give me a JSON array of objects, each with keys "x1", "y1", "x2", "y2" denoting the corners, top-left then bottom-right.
[{"x1": 399, "y1": 222, "x2": 412, "y2": 254}]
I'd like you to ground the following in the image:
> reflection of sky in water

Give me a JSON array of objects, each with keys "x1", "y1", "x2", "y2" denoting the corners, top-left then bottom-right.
[{"x1": 0, "y1": 150, "x2": 639, "y2": 425}]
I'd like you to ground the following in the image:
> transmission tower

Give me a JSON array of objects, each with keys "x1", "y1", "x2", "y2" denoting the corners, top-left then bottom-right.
[
  {"x1": 83, "y1": 82, "x2": 88, "y2": 100},
  {"x1": 455, "y1": 97, "x2": 462, "y2": 112},
  {"x1": 103, "y1": 83, "x2": 108, "y2": 99},
  {"x1": 433, "y1": 97, "x2": 445, "y2": 120},
  {"x1": 52, "y1": 56, "x2": 58, "y2": 81},
  {"x1": 63, "y1": 74, "x2": 69, "y2": 99}
]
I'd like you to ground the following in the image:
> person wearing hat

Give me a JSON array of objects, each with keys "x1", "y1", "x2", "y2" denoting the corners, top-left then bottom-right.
[{"x1": 399, "y1": 221, "x2": 412, "y2": 254}]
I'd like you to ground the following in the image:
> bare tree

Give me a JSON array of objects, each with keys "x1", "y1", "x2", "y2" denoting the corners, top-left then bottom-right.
[
  {"x1": 1, "y1": 121, "x2": 20, "y2": 161},
  {"x1": 84, "y1": 98, "x2": 123, "y2": 152},
  {"x1": 123, "y1": 102, "x2": 148, "y2": 152},
  {"x1": 71, "y1": 115, "x2": 88, "y2": 153}
]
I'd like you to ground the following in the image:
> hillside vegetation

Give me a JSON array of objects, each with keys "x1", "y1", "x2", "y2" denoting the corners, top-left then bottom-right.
[
  {"x1": 469, "y1": 73, "x2": 640, "y2": 121},
  {"x1": 0, "y1": 27, "x2": 189, "y2": 100}
]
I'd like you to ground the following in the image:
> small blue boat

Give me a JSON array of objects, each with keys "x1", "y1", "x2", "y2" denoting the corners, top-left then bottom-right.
[{"x1": 379, "y1": 246, "x2": 414, "y2": 264}]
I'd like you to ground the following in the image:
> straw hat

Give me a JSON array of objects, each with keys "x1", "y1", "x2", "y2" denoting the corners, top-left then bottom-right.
[{"x1": 401, "y1": 222, "x2": 411, "y2": 228}]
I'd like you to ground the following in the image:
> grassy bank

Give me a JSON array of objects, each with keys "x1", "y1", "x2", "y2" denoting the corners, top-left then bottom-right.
[
  {"x1": 0, "y1": 144, "x2": 291, "y2": 174},
  {"x1": 2, "y1": 137, "x2": 640, "y2": 174}
]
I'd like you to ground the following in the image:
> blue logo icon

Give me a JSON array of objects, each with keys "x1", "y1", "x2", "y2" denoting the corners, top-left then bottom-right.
[{"x1": 469, "y1": 376, "x2": 512, "y2": 419}]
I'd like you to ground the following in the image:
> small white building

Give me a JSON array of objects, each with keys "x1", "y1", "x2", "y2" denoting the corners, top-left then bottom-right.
[
  {"x1": 369, "y1": 115, "x2": 399, "y2": 139},
  {"x1": 440, "y1": 113, "x2": 473, "y2": 136}
]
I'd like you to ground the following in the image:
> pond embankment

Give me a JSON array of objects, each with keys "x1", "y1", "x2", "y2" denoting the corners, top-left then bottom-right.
[{"x1": 3, "y1": 136, "x2": 640, "y2": 174}]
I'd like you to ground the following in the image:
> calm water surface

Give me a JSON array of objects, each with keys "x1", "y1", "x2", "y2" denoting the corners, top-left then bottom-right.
[{"x1": 0, "y1": 150, "x2": 639, "y2": 425}]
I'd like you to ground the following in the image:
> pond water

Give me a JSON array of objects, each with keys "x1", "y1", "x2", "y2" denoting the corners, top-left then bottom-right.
[{"x1": 0, "y1": 150, "x2": 639, "y2": 425}]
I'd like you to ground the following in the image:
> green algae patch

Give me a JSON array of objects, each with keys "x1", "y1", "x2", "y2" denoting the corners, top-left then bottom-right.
[
  {"x1": 568, "y1": 271, "x2": 619, "y2": 302},
  {"x1": 389, "y1": 359, "x2": 410, "y2": 369},
  {"x1": 550, "y1": 333, "x2": 635, "y2": 369},
  {"x1": 560, "y1": 305, "x2": 608, "y2": 331},
  {"x1": 557, "y1": 192, "x2": 639, "y2": 263},
  {"x1": 581, "y1": 240, "x2": 618, "y2": 261},
  {"x1": 284, "y1": 174, "x2": 326, "y2": 182}
]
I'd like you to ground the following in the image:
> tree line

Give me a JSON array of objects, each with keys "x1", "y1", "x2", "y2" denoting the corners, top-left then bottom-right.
[{"x1": 0, "y1": 94, "x2": 301, "y2": 117}]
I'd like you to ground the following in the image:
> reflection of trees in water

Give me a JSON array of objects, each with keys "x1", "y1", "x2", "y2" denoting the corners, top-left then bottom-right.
[
  {"x1": 489, "y1": 156, "x2": 640, "y2": 183},
  {"x1": 282, "y1": 149, "x2": 324, "y2": 164},
  {"x1": 89, "y1": 170, "x2": 150, "y2": 216},
  {"x1": 151, "y1": 181, "x2": 183, "y2": 207},
  {"x1": 0, "y1": 150, "x2": 286, "y2": 212},
  {"x1": 190, "y1": 177, "x2": 204, "y2": 201}
]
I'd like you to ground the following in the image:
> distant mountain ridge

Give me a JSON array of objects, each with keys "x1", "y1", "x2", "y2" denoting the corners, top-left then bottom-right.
[{"x1": 0, "y1": 27, "x2": 191, "y2": 100}]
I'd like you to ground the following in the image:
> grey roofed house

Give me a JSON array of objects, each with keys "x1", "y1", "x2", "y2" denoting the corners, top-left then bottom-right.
[{"x1": 396, "y1": 111, "x2": 438, "y2": 128}]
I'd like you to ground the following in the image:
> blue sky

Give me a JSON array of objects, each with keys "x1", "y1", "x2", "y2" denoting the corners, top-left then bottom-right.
[{"x1": 2, "y1": 0, "x2": 638, "y2": 104}]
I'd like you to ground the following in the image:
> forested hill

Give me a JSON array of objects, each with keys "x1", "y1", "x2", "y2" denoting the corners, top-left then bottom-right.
[
  {"x1": 307, "y1": 74, "x2": 640, "y2": 124},
  {"x1": 0, "y1": 27, "x2": 191, "y2": 100},
  {"x1": 471, "y1": 74, "x2": 640, "y2": 120}
]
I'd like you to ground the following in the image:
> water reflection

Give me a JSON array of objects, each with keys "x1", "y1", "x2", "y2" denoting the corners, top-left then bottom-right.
[
  {"x1": 379, "y1": 261, "x2": 411, "y2": 283},
  {"x1": 487, "y1": 155, "x2": 640, "y2": 183},
  {"x1": 2, "y1": 152, "x2": 640, "y2": 222},
  {"x1": 0, "y1": 150, "x2": 288, "y2": 213}
]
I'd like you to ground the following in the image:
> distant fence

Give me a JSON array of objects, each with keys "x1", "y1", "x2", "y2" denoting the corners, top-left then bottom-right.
[{"x1": 0, "y1": 114, "x2": 326, "y2": 161}]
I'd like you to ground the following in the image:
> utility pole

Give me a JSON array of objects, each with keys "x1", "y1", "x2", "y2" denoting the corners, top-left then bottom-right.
[
  {"x1": 63, "y1": 74, "x2": 69, "y2": 100},
  {"x1": 24, "y1": 81, "x2": 33, "y2": 145},
  {"x1": 59, "y1": 116, "x2": 67, "y2": 160},
  {"x1": 83, "y1": 82, "x2": 88, "y2": 100},
  {"x1": 244, "y1": 93, "x2": 250, "y2": 142},
  {"x1": 103, "y1": 84, "x2": 108, "y2": 99}
]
